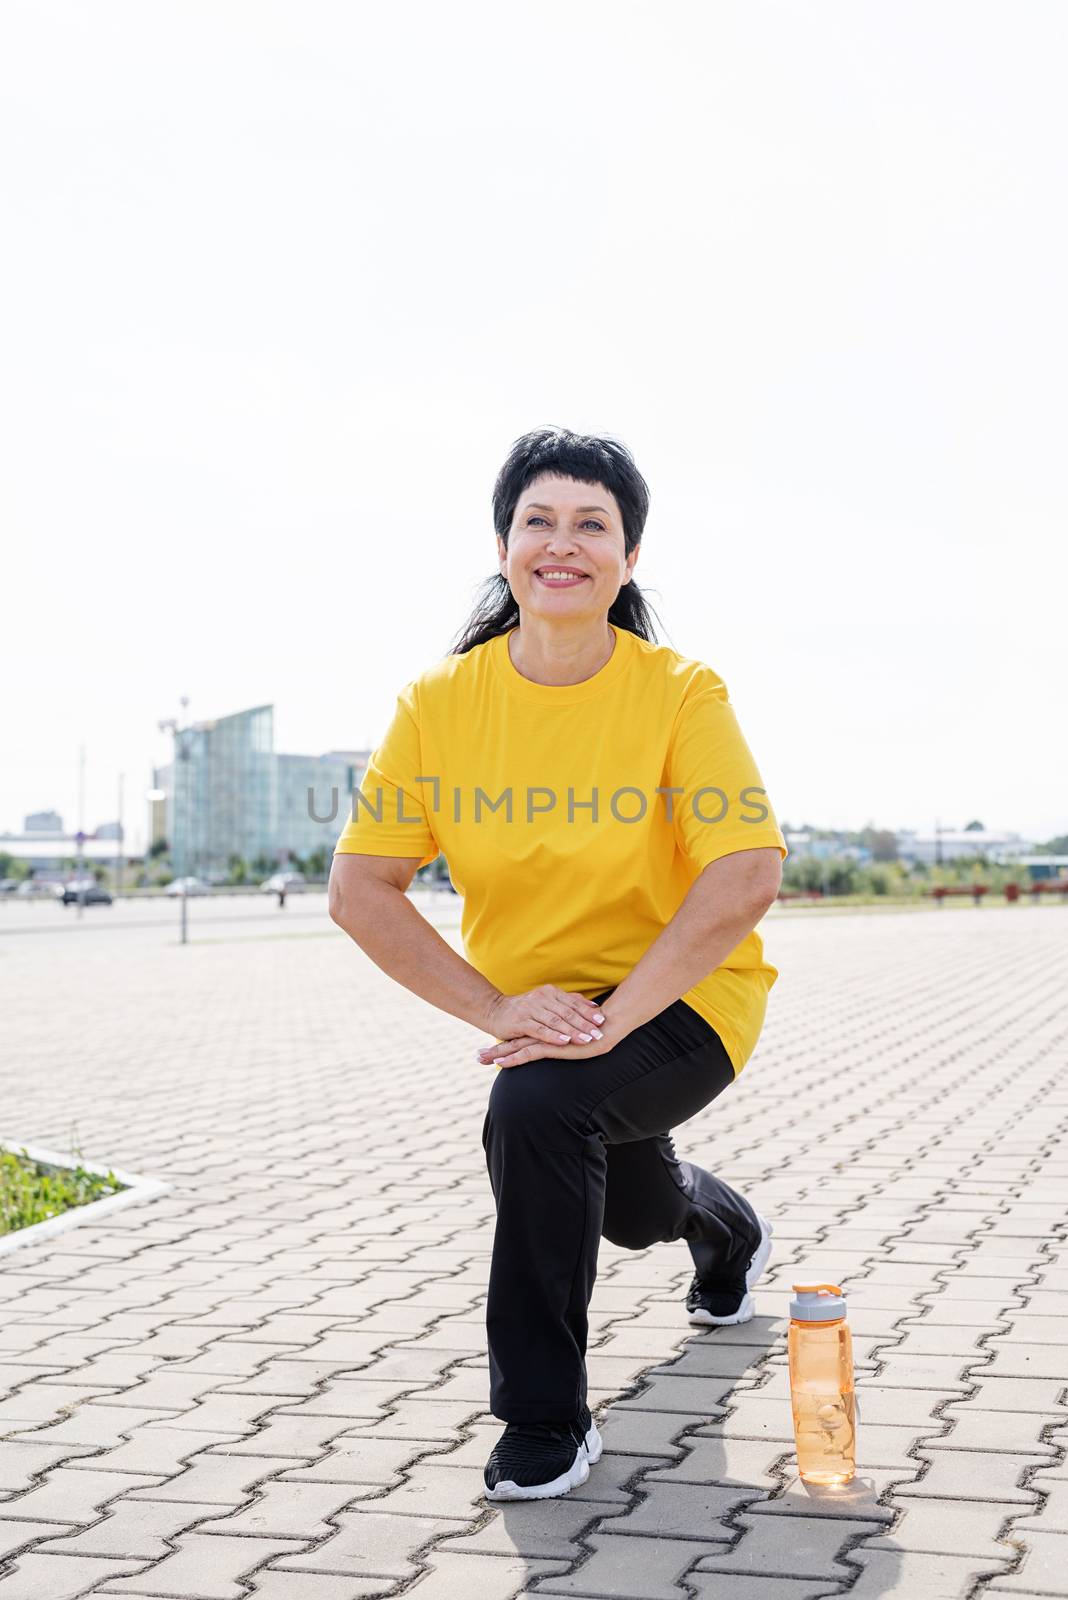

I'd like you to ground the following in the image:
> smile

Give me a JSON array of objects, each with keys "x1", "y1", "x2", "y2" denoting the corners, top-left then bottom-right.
[{"x1": 534, "y1": 569, "x2": 590, "y2": 587}]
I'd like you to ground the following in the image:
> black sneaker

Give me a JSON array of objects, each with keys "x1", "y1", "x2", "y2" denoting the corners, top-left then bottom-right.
[
  {"x1": 483, "y1": 1403, "x2": 602, "y2": 1501},
  {"x1": 686, "y1": 1210, "x2": 774, "y2": 1326}
]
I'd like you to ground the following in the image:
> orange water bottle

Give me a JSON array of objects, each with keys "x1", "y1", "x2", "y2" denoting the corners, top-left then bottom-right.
[{"x1": 788, "y1": 1282, "x2": 856, "y2": 1484}]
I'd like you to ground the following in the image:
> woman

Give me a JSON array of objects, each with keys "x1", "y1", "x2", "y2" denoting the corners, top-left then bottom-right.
[{"x1": 329, "y1": 426, "x2": 787, "y2": 1503}]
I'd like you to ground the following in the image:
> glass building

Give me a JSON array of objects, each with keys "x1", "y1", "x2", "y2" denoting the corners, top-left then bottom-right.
[{"x1": 154, "y1": 705, "x2": 368, "y2": 878}]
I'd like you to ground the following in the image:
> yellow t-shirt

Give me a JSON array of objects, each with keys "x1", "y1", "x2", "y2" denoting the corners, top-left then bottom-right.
[{"x1": 333, "y1": 623, "x2": 788, "y2": 1075}]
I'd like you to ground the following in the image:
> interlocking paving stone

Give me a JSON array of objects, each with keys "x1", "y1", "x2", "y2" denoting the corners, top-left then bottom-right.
[
  {"x1": 100, "y1": 1531, "x2": 310, "y2": 1596},
  {"x1": 338, "y1": 1398, "x2": 484, "y2": 1439},
  {"x1": 865, "y1": 1496, "x2": 1025, "y2": 1557},
  {"x1": 0, "y1": 1522, "x2": 60, "y2": 1561},
  {"x1": 393, "y1": 1553, "x2": 571, "y2": 1598},
  {"x1": 119, "y1": 1451, "x2": 297, "y2": 1505},
  {"x1": 613, "y1": 1373, "x2": 747, "y2": 1413},
  {"x1": 885, "y1": 1449, "x2": 1043, "y2": 1505},
  {"x1": 0, "y1": 1439, "x2": 98, "y2": 1492},
  {"x1": 910, "y1": 1299, "x2": 1034, "y2": 1327},
  {"x1": 0, "y1": 1554, "x2": 151, "y2": 1598},
  {"x1": 643, "y1": 1434, "x2": 787, "y2": 1489},
  {"x1": 351, "y1": 1460, "x2": 489, "y2": 1520},
  {"x1": 596, "y1": 1407, "x2": 723, "y2": 1457},
  {"x1": 12, "y1": 1397, "x2": 233, "y2": 1447},
  {"x1": 978, "y1": 1344, "x2": 1068, "y2": 1380},
  {"x1": 29, "y1": 1497, "x2": 222, "y2": 1558},
  {"x1": 687, "y1": 1579, "x2": 846, "y2": 1600},
  {"x1": 533, "y1": 1531, "x2": 733, "y2": 1598},
  {"x1": 834, "y1": 1549, "x2": 1013, "y2": 1597},
  {"x1": 192, "y1": 1478, "x2": 369, "y2": 1538},
  {"x1": 747, "y1": 1470, "x2": 903, "y2": 1519},
  {"x1": 245, "y1": 1574, "x2": 407, "y2": 1598},
  {"x1": 278, "y1": 1432, "x2": 448, "y2": 1485},
  {"x1": 0, "y1": 1383, "x2": 126, "y2": 1426},
  {"x1": 963, "y1": 1377, "x2": 1068, "y2": 1414},
  {"x1": 924, "y1": 1406, "x2": 1060, "y2": 1456},
  {"x1": 0, "y1": 1465, "x2": 164, "y2": 1522},
  {"x1": 272, "y1": 1509, "x2": 470, "y2": 1579},
  {"x1": 1008, "y1": 1476, "x2": 1068, "y2": 1533},
  {"x1": 689, "y1": 1512, "x2": 887, "y2": 1580},
  {"x1": 437, "y1": 1497, "x2": 625, "y2": 1559}
]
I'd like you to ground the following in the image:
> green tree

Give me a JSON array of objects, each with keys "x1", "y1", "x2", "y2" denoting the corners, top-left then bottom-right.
[
  {"x1": 861, "y1": 829, "x2": 899, "y2": 862},
  {"x1": 303, "y1": 845, "x2": 330, "y2": 878},
  {"x1": 826, "y1": 860, "x2": 859, "y2": 896}
]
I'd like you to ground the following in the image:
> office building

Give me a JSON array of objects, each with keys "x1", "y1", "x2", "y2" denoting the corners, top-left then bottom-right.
[{"x1": 152, "y1": 704, "x2": 371, "y2": 877}]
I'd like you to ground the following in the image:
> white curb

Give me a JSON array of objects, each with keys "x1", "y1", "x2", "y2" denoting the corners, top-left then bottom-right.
[{"x1": 0, "y1": 1139, "x2": 171, "y2": 1258}]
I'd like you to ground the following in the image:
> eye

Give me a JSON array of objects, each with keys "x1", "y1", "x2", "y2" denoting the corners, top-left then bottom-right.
[{"x1": 581, "y1": 520, "x2": 605, "y2": 531}]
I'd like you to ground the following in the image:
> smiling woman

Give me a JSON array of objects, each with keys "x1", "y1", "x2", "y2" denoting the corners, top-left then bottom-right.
[{"x1": 328, "y1": 424, "x2": 787, "y2": 1503}]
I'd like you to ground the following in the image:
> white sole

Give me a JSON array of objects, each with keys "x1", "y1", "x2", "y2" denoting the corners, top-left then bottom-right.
[
  {"x1": 484, "y1": 1418, "x2": 603, "y2": 1501},
  {"x1": 687, "y1": 1212, "x2": 774, "y2": 1327}
]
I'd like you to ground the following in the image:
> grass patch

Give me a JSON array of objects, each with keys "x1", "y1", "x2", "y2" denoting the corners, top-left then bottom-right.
[{"x1": 1, "y1": 1143, "x2": 126, "y2": 1236}]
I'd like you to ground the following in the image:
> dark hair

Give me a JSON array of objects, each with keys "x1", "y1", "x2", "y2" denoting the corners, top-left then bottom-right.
[{"x1": 448, "y1": 425, "x2": 663, "y2": 655}]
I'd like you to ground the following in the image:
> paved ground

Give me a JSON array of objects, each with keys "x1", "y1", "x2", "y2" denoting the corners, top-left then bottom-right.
[{"x1": 1, "y1": 892, "x2": 1066, "y2": 1600}]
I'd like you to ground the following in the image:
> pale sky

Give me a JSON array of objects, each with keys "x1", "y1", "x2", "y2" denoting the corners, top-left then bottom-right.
[{"x1": 3, "y1": 1, "x2": 1065, "y2": 852}]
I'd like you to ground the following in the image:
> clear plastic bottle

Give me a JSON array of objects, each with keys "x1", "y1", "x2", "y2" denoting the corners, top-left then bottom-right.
[{"x1": 788, "y1": 1282, "x2": 856, "y2": 1484}]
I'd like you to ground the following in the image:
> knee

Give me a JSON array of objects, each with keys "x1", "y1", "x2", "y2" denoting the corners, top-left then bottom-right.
[
  {"x1": 482, "y1": 1064, "x2": 579, "y2": 1151},
  {"x1": 601, "y1": 1214, "x2": 663, "y2": 1251}
]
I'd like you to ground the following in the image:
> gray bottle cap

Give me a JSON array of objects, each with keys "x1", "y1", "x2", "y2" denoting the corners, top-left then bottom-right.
[{"x1": 790, "y1": 1283, "x2": 847, "y2": 1321}]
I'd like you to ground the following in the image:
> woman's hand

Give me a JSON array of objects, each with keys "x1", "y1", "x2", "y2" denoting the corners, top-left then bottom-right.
[
  {"x1": 477, "y1": 985, "x2": 608, "y2": 1068},
  {"x1": 476, "y1": 1031, "x2": 617, "y2": 1069}
]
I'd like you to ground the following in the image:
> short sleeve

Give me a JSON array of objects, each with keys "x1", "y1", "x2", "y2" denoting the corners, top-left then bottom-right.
[
  {"x1": 666, "y1": 677, "x2": 788, "y2": 874},
  {"x1": 333, "y1": 682, "x2": 440, "y2": 869}
]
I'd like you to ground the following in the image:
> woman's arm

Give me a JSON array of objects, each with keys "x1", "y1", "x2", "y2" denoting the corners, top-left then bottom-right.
[
  {"x1": 329, "y1": 855, "x2": 603, "y2": 1045},
  {"x1": 599, "y1": 846, "x2": 783, "y2": 1038},
  {"x1": 329, "y1": 854, "x2": 503, "y2": 1032}
]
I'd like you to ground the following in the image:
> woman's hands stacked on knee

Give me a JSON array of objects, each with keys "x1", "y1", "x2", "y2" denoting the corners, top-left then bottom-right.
[{"x1": 476, "y1": 985, "x2": 613, "y2": 1069}]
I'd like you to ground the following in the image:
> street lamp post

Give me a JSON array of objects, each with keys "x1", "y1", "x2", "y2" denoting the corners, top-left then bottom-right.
[
  {"x1": 116, "y1": 772, "x2": 124, "y2": 897},
  {"x1": 74, "y1": 829, "x2": 87, "y2": 919},
  {"x1": 159, "y1": 706, "x2": 193, "y2": 946}
]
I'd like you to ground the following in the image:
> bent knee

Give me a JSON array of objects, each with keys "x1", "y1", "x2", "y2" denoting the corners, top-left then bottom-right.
[
  {"x1": 483, "y1": 1063, "x2": 584, "y2": 1147},
  {"x1": 601, "y1": 1216, "x2": 663, "y2": 1251}
]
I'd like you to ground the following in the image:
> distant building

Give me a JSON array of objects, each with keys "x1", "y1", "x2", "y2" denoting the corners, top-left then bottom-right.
[
  {"x1": 783, "y1": 832, "x2": 872, "y2": 864},
  {"x1": 0, "y1": 834, "x2": 127, "y2": 879},
  {"x1": 24, "y1": 810, "x2": 63, "y2": 833},
  {"x1": 152, "y1": 704, "x2": 373, "y2": 877},
  {"x1": 147, "y1": 790, "x2": 167, "y2": 851},
  {"x1": 897, "y1": 829, "x2": 1033, "y2": 865},
  {"x1": 1001, "y1": 854, "x2": 1068, "y2": 882}
]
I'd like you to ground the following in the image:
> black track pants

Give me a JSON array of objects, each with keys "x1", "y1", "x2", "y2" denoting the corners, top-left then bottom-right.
[{"x1": 480, "y1": 986, "x2": 761, "y2": 1422}]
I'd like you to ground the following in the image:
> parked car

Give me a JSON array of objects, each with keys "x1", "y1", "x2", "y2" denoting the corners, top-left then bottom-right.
[
  {"x1": 59, "y1": 882, "x2": 112, "y2": 906},
  {"x1": 260, "y1": 872, "x2": 306, "y2": 894},
  {"x1": 15, "y1": 879, "x2": 57, "y2": 898},
  {"x1": 164, "y1": 876, "x2": 211, "y2": 897},
  {"x1": 0, "y1": 878, "x2": 19, "y2": 895}
]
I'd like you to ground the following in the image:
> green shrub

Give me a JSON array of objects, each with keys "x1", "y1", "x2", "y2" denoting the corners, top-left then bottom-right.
[{"x1": 1, "y1": 1146, "x2": 125, "y2": 1236}]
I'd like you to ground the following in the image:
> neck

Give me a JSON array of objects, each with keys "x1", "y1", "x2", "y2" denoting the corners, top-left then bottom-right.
[{"x1": 508, "y1": 615, "x2": 616, "y2": 687}]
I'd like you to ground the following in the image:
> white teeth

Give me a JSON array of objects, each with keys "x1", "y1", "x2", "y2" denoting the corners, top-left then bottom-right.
[{"x1": 537, "y1": 570, "x2": 585, "y2": 581}]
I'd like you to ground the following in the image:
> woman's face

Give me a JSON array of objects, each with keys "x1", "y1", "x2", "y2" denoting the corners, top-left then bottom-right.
[{"x1": 498, "y1": 472, "x2": 639, "y2": 620}]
